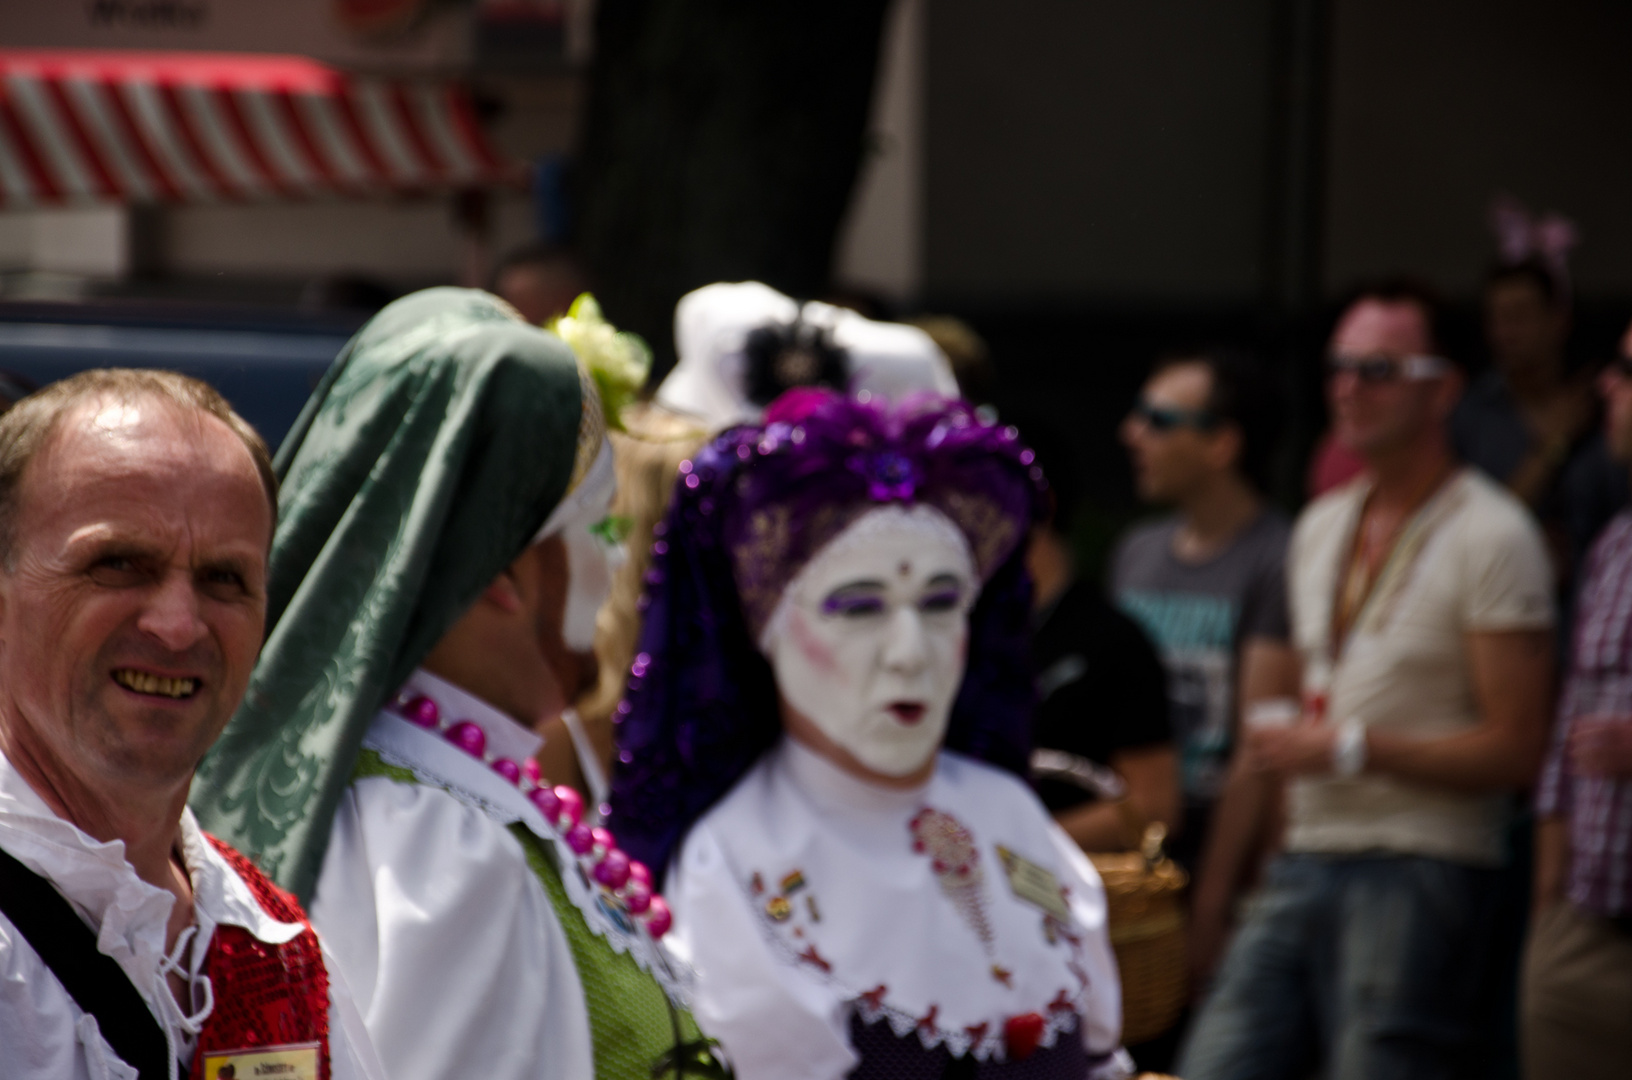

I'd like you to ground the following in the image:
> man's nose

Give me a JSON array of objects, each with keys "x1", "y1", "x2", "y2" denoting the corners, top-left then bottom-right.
[
  {"x1": 137, "y1": 571, "x2": 209, "y2": 653},
  {"x1": 881, "y1": 606, "x2": 929, "y2": 673},
  {"x1": 1328, "y1": 368, "x2": 1360, "y2": 403}
]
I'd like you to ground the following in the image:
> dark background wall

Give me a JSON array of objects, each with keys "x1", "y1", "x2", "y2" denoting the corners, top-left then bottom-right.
[
  {"x1": 915, "y1": 0, "x2": 1632, "y2": 561},
  {"x1": 925, "y1": 0, "x2": 1278, "y2": 306},
  {"x1": 1324, "y1": 0, "x2": 1632, "y2": 299}
]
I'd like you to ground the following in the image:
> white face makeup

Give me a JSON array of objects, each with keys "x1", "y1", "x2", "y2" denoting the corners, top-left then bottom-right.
[
  {"x1": 765, "y1": 506, "x2": 976, "y2": 779},
  {"x1": 558, "y1": 483, "x2": 623, "y2": 652},
  {"x1": 538, "y1": 443, "x2": 623, "y2": 654}
]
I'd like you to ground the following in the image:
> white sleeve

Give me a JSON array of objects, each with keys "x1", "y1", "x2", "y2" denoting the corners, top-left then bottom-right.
[
  {"x1": 669, "y1": 825, "x2": 856, "y2": 1080},
  {"x1": 1045, "y1": 822, "x2": 1125, "y2": 1056},
  {"x1": 320, "y1": 937, "x2": 388, "y2": 1080},
  {"x1": 1460, "y1": 497, "x2": 1555, "y2": 632},
  {"x1": 310, "y1": 778, "x2": 594, "y2": 1080},
  {"x1": 0, "y1": 911, "x2": 125, "y2": 1080}
]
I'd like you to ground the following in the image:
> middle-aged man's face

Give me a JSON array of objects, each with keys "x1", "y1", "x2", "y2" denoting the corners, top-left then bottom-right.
[
  {"x1": 421, "y1": 474, "x2": 617, "y2": 726},
  {"x1": 1119, "y1": 360, "x2": 1235, "y2": 505},
  {"x1": 0, "y1": 396, "x2": 271, "y2": 796},
  {"x1": 1599, "y1": 323, "x2": 1632, "y2": 465},
  {"x1": 1327, "y1": 297, "x2": 1450, "y2": 458}
]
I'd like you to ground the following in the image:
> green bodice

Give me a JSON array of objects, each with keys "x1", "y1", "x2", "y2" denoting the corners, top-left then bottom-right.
[{"x1": 351, "y1": 751, "x2": 728, "y2": 1079}]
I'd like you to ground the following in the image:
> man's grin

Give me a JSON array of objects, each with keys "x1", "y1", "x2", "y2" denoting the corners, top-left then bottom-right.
[{"x1": 111, "y1": 668, "x2": 199, "y2": 700}]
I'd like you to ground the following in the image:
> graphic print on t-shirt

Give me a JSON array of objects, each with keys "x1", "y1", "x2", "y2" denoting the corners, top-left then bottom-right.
[{"x1": 1116, "y1": 589, "x2": 1236, "y2": 801}]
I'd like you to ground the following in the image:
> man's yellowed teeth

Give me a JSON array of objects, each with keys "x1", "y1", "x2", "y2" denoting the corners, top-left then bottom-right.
[{"x1": 112, "y1": 670, "x2": 197, "y2": 698}]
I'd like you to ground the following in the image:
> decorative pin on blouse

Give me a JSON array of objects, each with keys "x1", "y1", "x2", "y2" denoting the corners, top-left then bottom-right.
[{"x1": 910, "y1": 806, "x2": 1002, "y2": 981}]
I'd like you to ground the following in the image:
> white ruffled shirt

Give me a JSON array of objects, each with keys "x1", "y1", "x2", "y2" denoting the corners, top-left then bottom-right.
[
  {"x1": 668, "y1": 738, "x2": 1132, "y2": 1080},
  {"x1": 314, "y1": 669, "x2": 678, "y2": 1080},
  {"x1": 0, "y1": 750, "x2": 383, "y2": 1080}
]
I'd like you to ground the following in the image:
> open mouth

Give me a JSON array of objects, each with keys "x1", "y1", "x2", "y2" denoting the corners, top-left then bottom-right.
[
  {"x1": 888, "y1": 702, "x2": 926, "y2": 725},
  {"x1": 112, "y1": 669, "x2": 199, "y2": 700}
]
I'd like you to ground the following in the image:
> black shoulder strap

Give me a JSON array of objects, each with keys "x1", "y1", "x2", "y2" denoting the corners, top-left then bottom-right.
[{"x1": 0, "y1": 842, "x2": 171, "y2": 1078}]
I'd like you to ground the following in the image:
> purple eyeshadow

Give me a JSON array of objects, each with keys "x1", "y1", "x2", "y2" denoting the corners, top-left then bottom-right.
[{"x1": 822, "y1": 594, "x2": 886, "y2": 616}]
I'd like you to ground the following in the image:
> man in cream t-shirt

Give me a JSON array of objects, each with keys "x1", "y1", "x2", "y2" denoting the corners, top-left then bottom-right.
[
  {"x1": 1282, "y1": 467, "x2": 1552, "y2": 863},
  {"x1": 1180, "y1": 284, "x2": 1556, "y2": 1080}
]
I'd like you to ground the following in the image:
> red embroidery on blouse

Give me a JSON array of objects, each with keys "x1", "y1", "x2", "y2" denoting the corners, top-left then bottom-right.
[{"x1": 190, "y1": 837, "x2": 331, "y2": 1080}]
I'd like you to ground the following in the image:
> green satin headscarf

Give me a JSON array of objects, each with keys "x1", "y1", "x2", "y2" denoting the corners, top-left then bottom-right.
[{"x1": 192, "y1": 287, "x2": 595, "y2": 899}]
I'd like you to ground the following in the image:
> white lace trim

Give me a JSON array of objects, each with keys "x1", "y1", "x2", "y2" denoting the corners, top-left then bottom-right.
[
  {"x1": 726, "y1": 850, "x2": 1094, "y2": 1064},
  {"x1": 360, "y1": 713, "x2": 694, "y2": 1007}
]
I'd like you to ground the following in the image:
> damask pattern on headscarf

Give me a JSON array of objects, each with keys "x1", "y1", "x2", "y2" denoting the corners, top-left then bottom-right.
[{"x1": 191, "y1": 287, "x2": 591, "y2": 900}]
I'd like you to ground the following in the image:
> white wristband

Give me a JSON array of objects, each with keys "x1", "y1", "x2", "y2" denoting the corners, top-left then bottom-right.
[{"x1": 1333, "y1": 719, "x2": 1367, "y2": 778}]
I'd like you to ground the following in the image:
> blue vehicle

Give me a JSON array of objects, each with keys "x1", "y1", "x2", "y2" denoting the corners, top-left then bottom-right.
[{"x1": 0, "y1": 301, "x2": 361, "y2": 451}]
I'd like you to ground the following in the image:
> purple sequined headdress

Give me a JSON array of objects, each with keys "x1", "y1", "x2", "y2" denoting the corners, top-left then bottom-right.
[{"x1": 607, "y1": 389, "x2": 1047, "y2": 884}]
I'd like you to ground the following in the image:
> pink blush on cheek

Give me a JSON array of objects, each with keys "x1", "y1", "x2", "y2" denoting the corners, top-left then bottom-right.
[{"x1": 788, "y1": 609, "x2": 840, "y2": 674}]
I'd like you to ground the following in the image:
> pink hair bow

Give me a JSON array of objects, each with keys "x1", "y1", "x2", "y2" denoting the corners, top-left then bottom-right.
[{"x1": 1489, "y1": 193, "x2": 1578, "y2": 297}]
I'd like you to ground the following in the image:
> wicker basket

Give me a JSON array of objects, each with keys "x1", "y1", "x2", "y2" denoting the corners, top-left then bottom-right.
[{"x1": 1089, "y1": 823, "x2": 1189, "y2": 1046}]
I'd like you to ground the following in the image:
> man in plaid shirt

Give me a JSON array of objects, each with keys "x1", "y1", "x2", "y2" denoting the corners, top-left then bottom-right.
[{"x1": 1525, "y1": 321, "x2": 1632, "y2": 1080}]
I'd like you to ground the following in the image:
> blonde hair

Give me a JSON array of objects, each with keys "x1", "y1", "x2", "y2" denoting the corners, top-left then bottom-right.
[{"x1": 574, "y1": 404, "x2": 709, "y2": 727}]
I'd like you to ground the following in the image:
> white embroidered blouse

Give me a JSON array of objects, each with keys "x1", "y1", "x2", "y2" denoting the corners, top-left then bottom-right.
[
  {"x1": 666, "y1": 737, "x2": 1132, "y2": 1080},
  {"x1": 0, "y1": 750, "x2": 383, "y2": 1080}
]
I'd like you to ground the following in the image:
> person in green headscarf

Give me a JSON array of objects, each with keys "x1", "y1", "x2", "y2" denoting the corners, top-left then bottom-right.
[{"x1": 191, "y1": 288, "x2": 719, "y2": 1080}]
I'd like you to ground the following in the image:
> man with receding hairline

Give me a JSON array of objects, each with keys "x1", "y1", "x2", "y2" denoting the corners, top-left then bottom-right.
[{"x1": 0, "y1": 369, "x2": 380, "y2": 1080}]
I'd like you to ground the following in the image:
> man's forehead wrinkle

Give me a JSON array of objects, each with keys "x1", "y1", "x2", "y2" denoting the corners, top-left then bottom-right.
[
  {"x1": 51, "y1": 399, "x2": 242, "y2": 486},
  {"x1": 17, "y1": 403, "x2": 266, "y2": 570}
]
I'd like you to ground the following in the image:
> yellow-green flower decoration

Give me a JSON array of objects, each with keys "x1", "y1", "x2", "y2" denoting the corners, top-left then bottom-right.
[{"x1": 550, "y1": 293, "x2": 651, "y2": 432}]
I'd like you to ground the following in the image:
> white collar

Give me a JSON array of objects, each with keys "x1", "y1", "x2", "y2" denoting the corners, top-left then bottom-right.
[
  {"x1": 0, "y1": 749, "x2": 303, "y2": 957},
  {"x1": 361, "y1": 668, "x2": 694, "y2": 1005},
  {"x1": 0, "y1": 748, "x2": 306, "y2": 1074},
  {"x1": 398, "y1": 669, "x2": 544, "y2": 763}
]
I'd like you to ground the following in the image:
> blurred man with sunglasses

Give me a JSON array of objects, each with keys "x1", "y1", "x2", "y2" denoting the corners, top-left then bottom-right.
[
  {"x1": 1112, "y1": 350, "x2": 1299, "y2": 1006},
  {"x1": 1523, "y1": 321, "x2": 1632, "y2": 1080},
  {"x1": 1180, "y1": 285, "x2": 1556, "y2": 1080}
]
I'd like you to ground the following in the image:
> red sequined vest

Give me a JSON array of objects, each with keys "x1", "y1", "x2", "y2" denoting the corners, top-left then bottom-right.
[{"x1": 190, "y1": 836, "x2": 331, "y2": 1080}]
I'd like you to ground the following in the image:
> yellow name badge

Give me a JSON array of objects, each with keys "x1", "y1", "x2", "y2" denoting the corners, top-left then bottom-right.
[
  {"x1": 996, "y1": 845, "x2": 1072, "y2": 922},
  {"x1": 201, "y1": 1043, "x2": 320, "y2": 1080}
]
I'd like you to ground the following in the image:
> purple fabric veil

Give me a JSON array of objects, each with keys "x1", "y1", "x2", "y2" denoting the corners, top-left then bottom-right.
[{"x1": 607, "y1": 389, "x2": 1047, "y2": 886}]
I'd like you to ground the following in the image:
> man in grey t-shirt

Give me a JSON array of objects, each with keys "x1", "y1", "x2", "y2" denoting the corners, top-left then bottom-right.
[
  {"x1": 1113, "y1": 512, "x2": 1291, "y2": 820},
  {"x1": 1112, "y1": 348, "x2": 1298, "y2": 991}
]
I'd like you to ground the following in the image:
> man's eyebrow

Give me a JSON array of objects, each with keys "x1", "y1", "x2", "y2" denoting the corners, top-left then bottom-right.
[
  {"x1": 197, "y1": 551, "x2": 264, "y2": 579},
  {"x1": 66, "y1": 534, "x2": 162, "y2": 561}
]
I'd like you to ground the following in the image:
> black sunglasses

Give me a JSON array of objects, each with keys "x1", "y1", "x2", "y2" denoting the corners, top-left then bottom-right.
[
  {"x1": 1327, "y1": 352, "x2": 1450, "y2": 384},
  {"x1": 1128, "y1": 400, "x2": 1219, "y2": 433}
]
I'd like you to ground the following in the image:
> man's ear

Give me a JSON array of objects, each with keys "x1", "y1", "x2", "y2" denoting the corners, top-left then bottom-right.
[
  {"x1": 482, "y1": 570, "x2": 524, "y2": 615},
  {"x1": 1207, "y1": 423, "x2": 1245, "y2": 474}
]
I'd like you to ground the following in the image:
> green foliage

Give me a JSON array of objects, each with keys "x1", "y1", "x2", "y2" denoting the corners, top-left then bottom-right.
[{"x1": 552, "y1": 293, "x2": 653, "y2": 431}]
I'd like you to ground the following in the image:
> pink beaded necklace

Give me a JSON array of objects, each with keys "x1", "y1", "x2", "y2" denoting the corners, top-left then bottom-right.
[{"x1": 392, "y1": 690, "x2": 672, "y2": 939}]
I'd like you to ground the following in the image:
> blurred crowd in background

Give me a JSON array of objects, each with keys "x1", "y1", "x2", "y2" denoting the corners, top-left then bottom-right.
[{"x1": 505, "y1": 204, "x2": 1632, "y2": 1079}]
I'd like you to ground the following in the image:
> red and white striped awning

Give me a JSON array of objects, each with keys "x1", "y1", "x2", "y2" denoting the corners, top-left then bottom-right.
[{"x1": 0, "y1": 50, "x2": 523, "y2": 208}]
